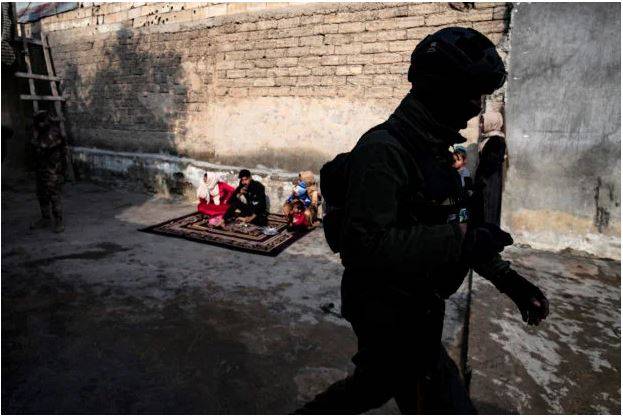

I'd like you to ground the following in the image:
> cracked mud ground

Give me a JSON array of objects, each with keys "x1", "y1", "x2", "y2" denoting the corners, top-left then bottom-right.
[{"x1": 2, "y1": 178, "x2": 620, "y2": 414}]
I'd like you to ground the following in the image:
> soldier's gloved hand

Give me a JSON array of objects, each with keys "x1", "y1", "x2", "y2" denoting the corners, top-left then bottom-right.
[
  {"x1": 462, "y1": 223, "x2": 513, "y2": 264},
  {"x1": 501, "y1": 270, "x2": 550, "y2": 326}
]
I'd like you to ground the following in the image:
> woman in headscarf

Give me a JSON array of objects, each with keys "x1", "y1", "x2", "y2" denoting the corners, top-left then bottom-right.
[
  {"x1": 474, "y1": 110, "x2": 506, "y2": 226},
  {"x1": 197, "y1": 171, "x2": 235, "y2": 220}
]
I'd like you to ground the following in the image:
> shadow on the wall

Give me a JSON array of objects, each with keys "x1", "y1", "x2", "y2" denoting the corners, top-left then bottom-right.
[{"x1": 62, "y1": 27, "x2": 187, "y2": 156}]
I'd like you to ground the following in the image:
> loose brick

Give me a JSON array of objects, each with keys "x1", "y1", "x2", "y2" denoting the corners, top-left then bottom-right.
[{"x1": 335, "y1": 65, "x2": 363, "y2": 76}]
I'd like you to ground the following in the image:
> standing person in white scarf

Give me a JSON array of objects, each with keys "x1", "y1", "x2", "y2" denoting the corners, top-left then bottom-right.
[{"x1": 474, "y1": 110, "x2": 507, "y2": 225}]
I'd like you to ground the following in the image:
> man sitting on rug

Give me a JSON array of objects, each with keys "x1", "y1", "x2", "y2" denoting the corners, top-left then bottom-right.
[
  {"x1": 224, "y1": 169, "x2": 268, "y2": 226},
  {"x1": 197, "y1": 172, "x2": 235, "y2": 225}
]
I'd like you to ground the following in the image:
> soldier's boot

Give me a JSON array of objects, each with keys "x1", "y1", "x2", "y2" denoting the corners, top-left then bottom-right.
[
  {"x1": 53, "y1": 217, "x2": 65, "y2": 233},
  {"x1": 30, "y1": 217, "x2": 51, "y2": 230}
]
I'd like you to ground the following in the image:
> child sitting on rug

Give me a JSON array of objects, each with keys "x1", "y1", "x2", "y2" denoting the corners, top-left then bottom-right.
[
  {"x1": 282, "y1": 171, "x2": 321, "y2": 229},
  {"x1": 197, "y1": 172, "x2": 235, "y2": 225},
  {"x1": 287, "y1": 199, "x2": 310, "y2": 230}
]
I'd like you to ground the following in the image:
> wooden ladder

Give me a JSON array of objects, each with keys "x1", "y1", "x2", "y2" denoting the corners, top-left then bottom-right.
[{"x1": 15, "y1": 23, "x2": 74, "y2": 180}]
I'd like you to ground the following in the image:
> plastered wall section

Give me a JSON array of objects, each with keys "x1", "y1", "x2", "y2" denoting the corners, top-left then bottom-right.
[
  {"x1": 503, "y1": 3, "x2": 620, "y2": 259},
  {"x1": 32, "y1": 2, "x2": 510, "y2": 173}
]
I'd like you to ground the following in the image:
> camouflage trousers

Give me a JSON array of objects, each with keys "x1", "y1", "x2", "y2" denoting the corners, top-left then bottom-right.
[{"x1": 35, "y1": 155, "x2": 64, "y2": 221}]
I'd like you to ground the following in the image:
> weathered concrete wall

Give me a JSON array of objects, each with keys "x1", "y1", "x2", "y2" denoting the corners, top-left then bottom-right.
[
  {"x1": 503, "y1": 3, "x2": 621, "y2": 259},
  {"x1": 30, "y1": 2, "x2": 509, "y2": 173}
]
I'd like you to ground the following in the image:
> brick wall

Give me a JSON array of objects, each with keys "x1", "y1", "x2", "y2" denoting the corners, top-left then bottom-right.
[{"x1": 33, "y1": 2, "x2": 511, "y2": 172}]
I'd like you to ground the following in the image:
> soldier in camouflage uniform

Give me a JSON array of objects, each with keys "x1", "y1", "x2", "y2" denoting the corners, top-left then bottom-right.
[{"x1": 29, "y1": 110, "x2": 68, "y2": 233}]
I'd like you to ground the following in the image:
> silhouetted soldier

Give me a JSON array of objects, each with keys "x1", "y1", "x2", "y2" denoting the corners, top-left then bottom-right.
[
  {"x1": 298, "y1": 27, "x2": 549, "y2": 414},
  {"x1": 28, "y1": 110, "x2": 67, "y2": 233}
]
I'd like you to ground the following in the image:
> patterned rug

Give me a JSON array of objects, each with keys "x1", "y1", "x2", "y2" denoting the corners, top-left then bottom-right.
[{"x1": 140, "y1": 212, "x2": 311, "y2": 256}]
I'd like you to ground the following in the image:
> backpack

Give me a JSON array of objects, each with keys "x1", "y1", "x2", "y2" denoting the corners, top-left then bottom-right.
[
  {"x1": 320, "y1": 152, "x2": 350, "y2": 253},
  {"x1": 320, "y1": 123, "x2": 394, "y2": 253}
]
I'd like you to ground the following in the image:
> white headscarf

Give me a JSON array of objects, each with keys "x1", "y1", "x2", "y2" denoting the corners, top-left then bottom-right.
[
  {"x1": 479, "y1": 111, "x2": 505, "y2": 152},
  {"x1": 197, "y1": 172, "x2": 222, "y2": 204}
]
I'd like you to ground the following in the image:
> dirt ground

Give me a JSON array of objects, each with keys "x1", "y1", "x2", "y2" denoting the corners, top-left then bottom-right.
[{"x1": 1, "y1": 176, "x2": 620, "y2": 414}]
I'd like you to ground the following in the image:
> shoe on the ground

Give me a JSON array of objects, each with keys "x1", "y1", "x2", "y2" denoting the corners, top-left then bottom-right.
[
  {"x1": 53, "y1": 219, "x2": 65, "y2": 233},
  {"x1": 30, "y1": 218, "x2": 51, "y2": 230}
]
